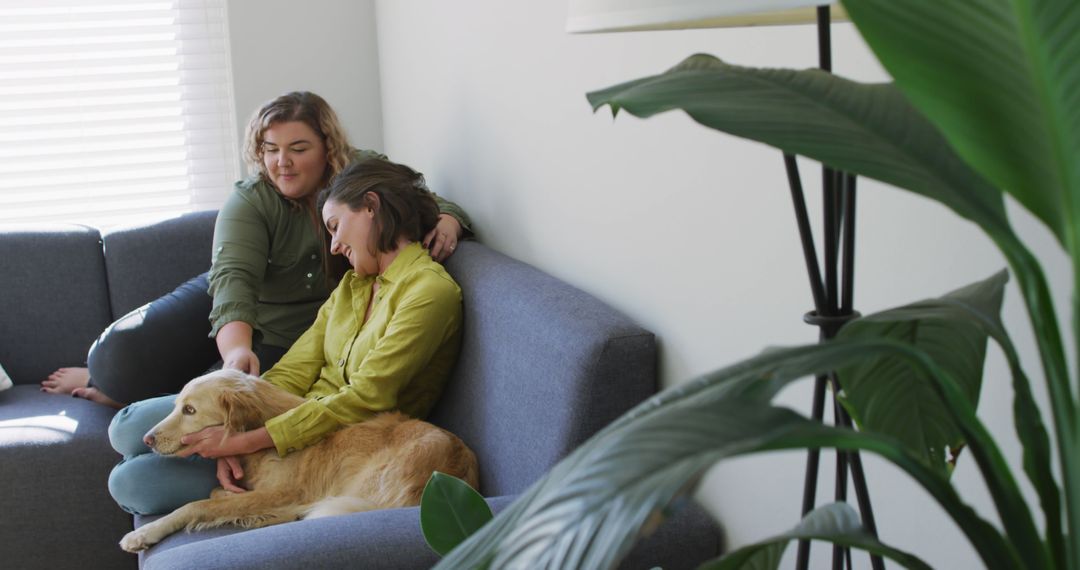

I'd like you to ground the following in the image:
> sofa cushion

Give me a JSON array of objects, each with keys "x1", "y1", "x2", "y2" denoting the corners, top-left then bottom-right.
[
  {"x1": 135, "y1": 496, "x2": 515, "y2": 570},
  {"x1": 136, "y1": 495, "x2": 720, "y2": 570},
  {"x1": 102, "y1": 210, "x2": 218, "y2": 319},
  {"x1": 0, "y1": 385, "x2": 135, "y2": 568},
  {"x1": 0, "y1": 224, "x2": 112, "y2": 385}
]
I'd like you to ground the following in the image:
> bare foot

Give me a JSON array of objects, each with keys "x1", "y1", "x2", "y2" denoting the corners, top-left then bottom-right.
[
  {"x1": 41, "y1": 367, "x2": 90, "y2": 394},
  {"x1": 72, "y1": 387, "x2": 124, "y2": 410}
]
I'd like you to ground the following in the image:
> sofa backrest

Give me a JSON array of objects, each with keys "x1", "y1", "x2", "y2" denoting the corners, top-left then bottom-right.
[
  {"x1": 1, "y1": 213, "x2": 658, "y2": 499},
  {"x1": 102, "y1": 210, "x2": 217, "y2": 319},
  {"x1": 0, "y1": 225, "x2": 113, "y2": 385},
  {"x1": 434, "y1": 241, "x2": 657, "y2": 497},
  {"x1": 0, "y1": 211, "x2": 217, "y2": 385}
]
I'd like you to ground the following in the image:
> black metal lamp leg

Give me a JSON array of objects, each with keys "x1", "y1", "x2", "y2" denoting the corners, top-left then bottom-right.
[{"x1": 784, "y1": 94, "x2": 884, "y2": 569}]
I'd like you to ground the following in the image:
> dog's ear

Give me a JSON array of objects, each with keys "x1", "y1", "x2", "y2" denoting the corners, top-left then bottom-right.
[{"x1": 220, "y1": 388, "x2": 262, "y2": 433}]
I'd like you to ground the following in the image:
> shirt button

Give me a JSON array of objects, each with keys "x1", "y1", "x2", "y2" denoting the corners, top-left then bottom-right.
[
  {"x1": 305, "y1": 285, "x2": 312, "y2": 289},
  {"x1": 338, "y1": 359, "x2": 345, "y2": 367},
  {"x1": 307, "y1": 272, "x2": 313, "y2": 278},
  {"x1": 311, "y1": 254, "x2": 317, "y2": 260}
]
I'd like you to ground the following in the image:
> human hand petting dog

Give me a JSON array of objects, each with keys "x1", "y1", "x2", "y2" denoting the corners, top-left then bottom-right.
[
  {"x1": 176, "y1": 426, "x2": 273, "y2": 459},
  {"x1": 216, "y1": 456, "x2": 246, "y2": 493},
  {"x1": 222, "y1": 347, "x2": 261, "y2": 376}
]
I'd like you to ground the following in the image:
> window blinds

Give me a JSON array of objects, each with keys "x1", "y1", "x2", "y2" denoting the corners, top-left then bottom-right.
[{"x1": 0, "y1": 0, "x2": 238, "y2": 227}]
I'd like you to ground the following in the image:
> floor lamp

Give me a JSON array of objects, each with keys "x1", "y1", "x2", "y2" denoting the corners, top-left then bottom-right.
[{"x1": 567, "y1": 2, "x2": 882, "y2": 570}]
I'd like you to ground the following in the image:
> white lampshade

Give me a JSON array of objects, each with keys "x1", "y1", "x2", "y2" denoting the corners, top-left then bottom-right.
[{"x1": 566, "y1": 0, "x2": 846, "y2": 32}]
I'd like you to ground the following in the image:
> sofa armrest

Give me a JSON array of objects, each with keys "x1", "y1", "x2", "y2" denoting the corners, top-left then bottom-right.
[{"x1": 434, "y1": 242, "x2": 658, "y2": 497}]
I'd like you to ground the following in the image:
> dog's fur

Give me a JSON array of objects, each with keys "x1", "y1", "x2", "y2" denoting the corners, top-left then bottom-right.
[{"x1": 119, "y1": 369, "x2": 479, "y2": 552}]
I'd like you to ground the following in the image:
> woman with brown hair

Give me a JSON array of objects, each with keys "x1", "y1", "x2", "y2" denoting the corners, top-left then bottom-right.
[
  {"x1": 107, "y1": 157, "x2": 464, "y2": 516},
  {"x1": 40, "y1": 91, "x2": 471, "y2": 408}
]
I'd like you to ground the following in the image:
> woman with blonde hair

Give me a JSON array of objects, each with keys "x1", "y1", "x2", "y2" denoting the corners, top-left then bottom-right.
[{"x1": 41, "y1": 91, "x2": 471, "y2": 408}]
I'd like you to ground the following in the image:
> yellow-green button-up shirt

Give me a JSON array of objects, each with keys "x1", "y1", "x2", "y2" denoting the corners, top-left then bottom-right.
[{"x1": 260, "y1": 242, "x2": 462, "y2": 456}]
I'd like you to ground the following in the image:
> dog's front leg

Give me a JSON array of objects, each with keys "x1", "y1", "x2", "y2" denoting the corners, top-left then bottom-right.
[
  {"x1": 119, "y1": 489, "x2": 305, "y2": 552},
  {"x1": 119, "y1": 502, "x2": 201, "y2": 552}
]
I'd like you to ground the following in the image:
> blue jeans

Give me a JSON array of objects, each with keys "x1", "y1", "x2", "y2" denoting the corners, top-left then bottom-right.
[
  {"x1": 107, "y1": 395, "x2": 219, "y2": 515},
  {"x1": 88, "y1": 272, "x2": 291, "y2": 404},
  {"x1": 88, "y1": 273, "x2": 220, "y2": 405}
]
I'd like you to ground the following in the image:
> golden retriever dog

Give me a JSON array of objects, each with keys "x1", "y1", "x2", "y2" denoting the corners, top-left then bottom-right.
[{"x1": 119, "y1": 369, "x2": 478, "y2": 552}]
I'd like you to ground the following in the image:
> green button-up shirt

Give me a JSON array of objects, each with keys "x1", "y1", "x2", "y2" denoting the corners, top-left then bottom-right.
[
  {"x1": 207, "y1": 149, "x2": 471, "y2": 348},
  {"x1": 260, "y1": 242, "x2": 463, "y2": 456}
]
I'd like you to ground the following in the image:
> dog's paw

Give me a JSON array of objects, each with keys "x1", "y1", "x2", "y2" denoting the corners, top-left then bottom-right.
[{"x1": 119, "y1": 529, "x2": 154, "y2": 552}]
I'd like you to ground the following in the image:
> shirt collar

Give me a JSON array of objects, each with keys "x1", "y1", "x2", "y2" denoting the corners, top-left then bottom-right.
[
  {"x1": 347, "y1": 241, "x2": 428, "y2": 286},
  {"x1": 378, "y1": 241, "x2": 427, "y2": 285}
]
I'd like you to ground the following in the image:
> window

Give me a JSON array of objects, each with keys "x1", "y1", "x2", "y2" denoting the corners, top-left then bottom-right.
[{"x1": 0, "y1": 0, "x2": 238, "y2": 227}]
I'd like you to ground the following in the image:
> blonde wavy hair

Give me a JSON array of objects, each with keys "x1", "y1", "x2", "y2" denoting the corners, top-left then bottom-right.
[{"x1": 242, "y1": 91, "x2": 352, "y2": 193}]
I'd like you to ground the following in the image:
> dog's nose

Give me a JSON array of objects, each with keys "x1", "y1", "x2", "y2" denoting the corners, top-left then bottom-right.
[{"x1": 143, "y1": 432, "x2": 155, "y2": 447}]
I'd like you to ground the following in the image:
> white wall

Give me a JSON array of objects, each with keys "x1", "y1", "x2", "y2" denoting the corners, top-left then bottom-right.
[
  {"x1": 226, "y1": 0, "x2": 383, "y2": 176},
  {"x1": 373, "y1": 1, "x2": 1071, "y2": 569}
]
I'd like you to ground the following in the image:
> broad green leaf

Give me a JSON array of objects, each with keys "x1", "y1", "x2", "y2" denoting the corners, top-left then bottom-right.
[
  {"x1": 841, "y1": 271, "x2": 1048, "y2": 568},
  {"x1": 433, "y1": 341, "x2": 1021, "y2": 570},
  {"x1": 420, "y1": 471, "x2": 493, "y2": 557},
  {"x1": 844, "y1": 4, "x2": 1080, "y2": 563},
  {"x1": 840, "y1": 266, "x2": 1062, "y2": 567},
  {"x1": 587, "y1": 55, "x2": 1016, "y2": 246},
  {"x1": 929, "y1": 266, "x2": 1064, "y2": 569},
  {"x1": 842, "y1": 0, "x2": 1080, "y2": 248},
  {"x1": 836, "y1": 270, "x2": 1007, "y2": 474},
  {"x1": 700, "y1": 503, "x2": 932, "y2": 570},
  {"x1": 588, "y1": 52, "x2": 1068, "y2": 569}
]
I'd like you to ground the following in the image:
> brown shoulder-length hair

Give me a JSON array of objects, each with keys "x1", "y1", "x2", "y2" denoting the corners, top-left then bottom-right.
[
  {"x1": 242, "y1": 91, "x2": 352, "y2": 190},
  {"x1": 318, "y1": 158, "x2": 440, "y2": 256}
]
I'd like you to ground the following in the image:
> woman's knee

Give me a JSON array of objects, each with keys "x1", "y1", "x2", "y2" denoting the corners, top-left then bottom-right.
[
  {"x1": 108, "y1": 395, "x2": 177, "y2": 456},
  {"x1": 88, "y1": 272, "x2": 217, "y2": 402},
  {"x1": 108, "y1": 457, "x2": 163, "y2": 515},
  {"x1": 108, "y1": 454, "x2": 217, "y2": 516}
]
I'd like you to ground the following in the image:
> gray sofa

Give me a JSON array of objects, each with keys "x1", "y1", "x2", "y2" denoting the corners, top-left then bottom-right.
[{"x1": 0, "y1": 211, "x2": 721, "y2": 569}]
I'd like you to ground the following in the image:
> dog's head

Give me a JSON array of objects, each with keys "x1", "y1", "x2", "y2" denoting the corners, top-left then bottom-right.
[{"x1": 143, "y1": 369, "x2": 273, "y2": 455}]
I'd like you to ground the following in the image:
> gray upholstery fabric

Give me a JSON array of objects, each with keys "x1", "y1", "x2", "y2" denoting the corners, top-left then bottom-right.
[
  {"x1": 138, "y1": 496, "x2": 721, "y2": 570},
  {"x1": 136, "y1": 499, "x2": 519, "y2": 570},
  {"x1": 434, "y1": 241, "x2": 657, "y2": 496},
  {"x1": 0, "y1": 224, "x2": 112, "y2": 385},
  {"x1": 2, "y1": 215, "x2": 721, "y2": 570},
  {"x1": 101, "y1": 210, "x2": 217, "y2": 319},
  {"x1": 0, "y1": 385, "x2": 135, "y2": 569}
]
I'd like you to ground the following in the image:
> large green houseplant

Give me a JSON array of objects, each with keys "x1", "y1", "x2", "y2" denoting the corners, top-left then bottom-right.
[{"x1": 423, "y1": 0, "x2": 1080, "y2": 567}]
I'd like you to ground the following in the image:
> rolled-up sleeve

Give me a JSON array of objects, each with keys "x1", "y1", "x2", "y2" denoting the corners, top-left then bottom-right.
[{"x1": 207, "y1": 188, "x2": 269, "y2": 337}]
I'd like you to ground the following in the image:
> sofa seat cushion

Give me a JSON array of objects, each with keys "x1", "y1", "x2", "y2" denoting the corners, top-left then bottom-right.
[
  {"x1": 0, "y1": 385, "x2": 135, "y2": 568},
  {"x1": 134, "y1": 494, "x2": 720, "y2": 570},
  {"x1": 134, "y1": 497, "x2": 518, "y2": 570}
]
